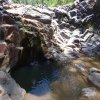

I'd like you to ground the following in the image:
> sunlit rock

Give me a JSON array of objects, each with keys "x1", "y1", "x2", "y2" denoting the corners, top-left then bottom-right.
[
  {"x1": 0, "y1": 8, "x2": 25, "y2": 71},
  {"x1": 0, "y1": 71, "x2": 26, "y2": 100},
  {"x1": 80, "y1": 86, "x2": 100, "y2": 100},
  {"x1": 7, "y1": 5, "x2": 52, "y2": 24},
  {"x1": 74, "y1": 63, "x2": 85, "y2": 71}
]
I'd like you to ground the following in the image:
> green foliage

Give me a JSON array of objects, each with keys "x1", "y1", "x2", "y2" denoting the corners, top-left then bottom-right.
[{"x1": 13, "y1": 0, "x2": 74, "y2": 6}]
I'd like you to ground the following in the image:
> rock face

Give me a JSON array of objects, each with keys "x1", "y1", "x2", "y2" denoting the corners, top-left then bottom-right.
[
  {"x1": 0, "y1": 3, "x2": 55, "y2": 70},
  {"x1": 0, "y1": 7, "x2": 25, "y2": 71},
  {"x1": 0, "y1": 71, "x2": 26, "y2": 100},
  {"x1": 51, "y1": 0, "x2": 100, "y2": 60},
  {"x1": 0, "y1": 0, "x2": 100, "y2": 67}
]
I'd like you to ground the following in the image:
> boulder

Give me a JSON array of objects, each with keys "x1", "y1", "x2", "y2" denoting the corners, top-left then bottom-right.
[
  {"x1": 74, "y1": 63, "x2": 85, "y2": 71},
  {"x1": 88, "y1": 67, "x2": 100, "y2": 87},
  {"x1": 0, "y1": 71, "x2": 26, "y2": 100},
  {"x1": 82, "y1": 87, "x2": 97, "y2": 98},
  {"x1": 80, "y1": 87, "x2": 98, "y2": 100},
  {"x1": 0, "y1": 8, "x2": 24, "y2": 71}
]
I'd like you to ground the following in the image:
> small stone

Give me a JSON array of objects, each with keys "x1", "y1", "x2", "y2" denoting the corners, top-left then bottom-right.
[
  {"x1": 88, "y1": 67, "x2": 100, "y2": 87},
  {"x1": 74, "y1": 63, "x2": 85, "y2": 71}
]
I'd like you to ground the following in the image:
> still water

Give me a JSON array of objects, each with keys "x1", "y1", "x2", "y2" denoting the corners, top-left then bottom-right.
[{"x1": 11, "y1": 56, "x2": 100, "y2": 100}]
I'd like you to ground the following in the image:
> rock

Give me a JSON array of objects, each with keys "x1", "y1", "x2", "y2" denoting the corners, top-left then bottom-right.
[
  {"x1": 82, "y1": 87, "x2": 97, "y2": 98},
  {"x1": 72, "y1": 29, "x2": 80, "y2": 37},
  {"x1": 2, "y1": 1, "x2": 100, "y2": 64},
  {"x1": 1, "y1": 0, "x2": 13, "y2": 5},
  {"x1": 53, "y1": 5, "x2": 71, "y2": 19},
  {"x1": 67, "y1": 37, "x2": 80, "y2": 48},
  {"x1": 7, "y1": 5, "x2": 52, "y2": 24},
  {"x1": 81, "y1": 32, "x2": 94, "y2": 42},
  {"x1": 93, "y1": 0, "x2": 100, "y2": 13},
  {"x1": 63, "y1": 47, "x2": 79, "y2": 59},
  {"x1": 67, "y1": 0, "x2": 96, "y2": 24},
  {"x1": 81, "y1": 44, "x2": 100, "y2": 56},
  {"x1": 88, "y1": 67, "x2": 100, "y2": 87},
  {"x1": 0, "y1": 71, "x2": 26, "y2": 100},
  {"x1": 0, "y1": 7, "x2": 25, "y2": 71},
  {"x1": 80, "y1": 87, "x2": 100, "y2": 100},
  {"x1": 74, "y1": 63, "x2": 85, "y2": 71},
  {"x1": 92, "y1": 45, "x2": 100, "y2": 56}
]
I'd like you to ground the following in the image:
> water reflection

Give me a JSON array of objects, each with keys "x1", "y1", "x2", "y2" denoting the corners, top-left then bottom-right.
[
  {"x1": 11, "y1": 60, "x2": 60, "y2": 93},
  {"x1": 30, "y1": 79, "x2": 50, "y2": 96}
]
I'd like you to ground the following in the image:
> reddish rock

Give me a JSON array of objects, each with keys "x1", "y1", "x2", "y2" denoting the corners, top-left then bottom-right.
[
  {"x1": 0, "y1": 8, "x2": 24, "y2": 71},
  {"x1": 0, "y1": 42, "x2": 9, "y2": 70}
]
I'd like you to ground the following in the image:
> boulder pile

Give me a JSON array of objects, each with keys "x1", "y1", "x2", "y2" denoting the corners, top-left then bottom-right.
[
  {"x1": 0, "y1": 0, "x2": 99, "y2": 68},
  {"x1": 50, "y1": 0, "x2": 100, "y2": 62},
  {"x1": 0, "y1": 71, "x2": 26, "y2": 100},
  {"x1": 0, "y1": 0, "x2": 99, "y2": 64}
]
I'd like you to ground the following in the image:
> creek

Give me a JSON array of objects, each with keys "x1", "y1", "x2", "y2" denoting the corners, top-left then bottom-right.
[{"x1": 11, "y1": 56, "x2": 100, "y2": 100}]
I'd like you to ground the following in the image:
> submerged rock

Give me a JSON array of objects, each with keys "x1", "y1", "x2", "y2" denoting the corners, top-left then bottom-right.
[
  {"x1": 88, "y1": 67, "x2": 100, "y2": 87},
  {"x1": 74, "y1": 63, "x2": 85, "y2": 71}
]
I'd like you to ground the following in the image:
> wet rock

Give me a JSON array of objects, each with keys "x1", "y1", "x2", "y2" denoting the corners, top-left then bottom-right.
[
  {"x1": 0, "y1": 71, "x2": 26, "y2": 100},
  {"x1": 88, "y1": 67, "x2": 100, "y2": 87}
]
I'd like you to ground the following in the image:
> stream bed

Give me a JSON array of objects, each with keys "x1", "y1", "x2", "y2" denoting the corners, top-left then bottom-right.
[{"x1": 11, "y1": 56, "x2": 100, "y2": 100}]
